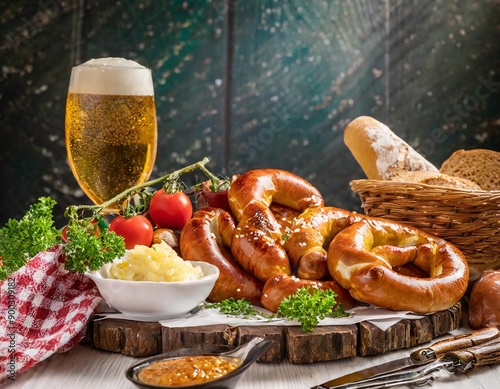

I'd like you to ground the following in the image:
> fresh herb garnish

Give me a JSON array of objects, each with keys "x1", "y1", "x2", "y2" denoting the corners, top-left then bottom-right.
[
  {"x1": 277, "y1": 287, "x2": 348, "y2": 332},
  {"x1": 62, "y1": 214, "x2": 125, "y2": 273},
  {"x1": 204, "y1": 287, "x2": 349, "y2": 332},
  {"x1": 0, "y1": 197, "x2": 59, "y2": 280},
  {"x1": 204, "y1": 298, "x2": 272, "y2": 319}
]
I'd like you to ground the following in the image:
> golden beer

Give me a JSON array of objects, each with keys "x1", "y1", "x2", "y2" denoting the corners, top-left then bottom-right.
[{"x1": 65, "y1": 58, "x2": 157, "y2": 207}]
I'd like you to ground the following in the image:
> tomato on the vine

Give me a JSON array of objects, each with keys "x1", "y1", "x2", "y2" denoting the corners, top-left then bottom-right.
[
  {"x1": 149, "y1": 190, "x2": 193, "y2": 230},
  {"x1": 109, "y1": 215, "x2": 153, "y2": 249}
]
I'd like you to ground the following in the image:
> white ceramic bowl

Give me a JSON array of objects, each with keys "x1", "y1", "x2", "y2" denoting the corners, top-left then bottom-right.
[{"x1": 86, "y1": 260, "x2": 219, "y2": 320}]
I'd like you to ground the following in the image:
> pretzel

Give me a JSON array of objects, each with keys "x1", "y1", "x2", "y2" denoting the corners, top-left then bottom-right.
[
  {"x1": 229, "y1": 169, "x2": 324, "y2": 282},
  {"x1": 231, "y1": 201, "x2": 292, "y2": 282},
  {"x1": 180, "y1": 208, "x2": 263, "y2": 305},
  {"x1": 269, "y1": 203, "x2": 300, "y2": 236},
  {"x1": 182, "y1": 167, "x2": 469, "y2": 314},
  {"x1": 261, "y1": 274, "x2": 359, "y2": 313},
  {"x1": 327, "y1": 218, "x2": 469, "y2": 313},
  {"x1": 284, "y1": 207, "x2": 364, "y2": 279},
  {"x1": 228, "y1": 169, "x2": 324, "y2": 221}
]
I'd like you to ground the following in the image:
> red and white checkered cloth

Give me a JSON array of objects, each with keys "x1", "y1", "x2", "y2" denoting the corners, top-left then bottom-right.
[{"x1": 0, "y1": 244, "x2": 101, "y2": 383}]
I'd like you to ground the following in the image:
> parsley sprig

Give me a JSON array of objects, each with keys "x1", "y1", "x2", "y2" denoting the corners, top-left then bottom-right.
[
  {"x1": 204, "y1": 287, "x2": 349, "y2": 332},
  {"x1": 62, "y1": 212, "x2": 125, "y2": 273},
  {"x1": 0, "y1": 197, "x2": 59, "y2": 280},
  {"x1": 204, "y1": 298, "x2": 273, "y2": 320},
  {"x1": 277, "y1": 287, "x2": 348, "y2": 332}
]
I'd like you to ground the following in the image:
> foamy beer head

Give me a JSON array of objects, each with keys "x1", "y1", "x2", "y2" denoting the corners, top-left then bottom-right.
[{"x1": 68, "y1": 57, "x2": 154, "y2": 96}]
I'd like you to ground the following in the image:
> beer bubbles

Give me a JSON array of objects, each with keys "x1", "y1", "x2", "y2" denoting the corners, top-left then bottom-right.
[{"x1": 65, "y1": 58, "x2": 158, "y2": 208}]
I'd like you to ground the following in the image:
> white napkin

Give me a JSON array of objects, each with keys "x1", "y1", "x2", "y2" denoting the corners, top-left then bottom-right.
[
  {"x1": 159, "y1": 306, "x2": 424, "y2": 331},
  {"x1": 95, "y1": 305, "x2": 424, "y2": 331}
]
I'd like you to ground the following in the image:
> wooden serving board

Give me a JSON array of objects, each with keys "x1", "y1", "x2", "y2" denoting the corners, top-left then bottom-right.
[{"x1": 85, "y1": 302, "x2": 462, "y2": 364}]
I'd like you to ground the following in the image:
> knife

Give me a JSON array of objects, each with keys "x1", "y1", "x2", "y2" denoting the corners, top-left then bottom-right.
[
  {"x1": 317, "y1": 339, "x2": 500, "y2": 389},
  {"x1": 311, "y1": 327, "x2": 500, "y2": 389}
]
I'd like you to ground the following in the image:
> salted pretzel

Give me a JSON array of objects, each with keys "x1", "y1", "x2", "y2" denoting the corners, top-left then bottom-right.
[
  {"x1": 231, "y1": 201, "x2": 292, "y2": 282},
  {"x1": 229, "y1": 169, "x2": 324, "y2": 282},
  {"x1": 269, "y1": 203, "x2": 300, "y2": 236},
  {"x1": 284, "y1": 207, "x2": 365, "y2": 279},
  {"x1": 180, "y1": 207, "x2": 263, "y2": 305},
  {"x1": 327, "y1": 218, "x2": 469, "y2": 313},
  {"x1": 261, "y1": 274, "x2": 359, "y2": 313},
  {"x1": 228, "y1": 169, "x2": 324, "y2": 221}
]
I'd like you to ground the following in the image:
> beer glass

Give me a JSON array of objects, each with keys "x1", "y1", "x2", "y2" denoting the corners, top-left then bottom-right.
[{"x1": 65, "y1": 58, "x2": 157, "y2": 209}]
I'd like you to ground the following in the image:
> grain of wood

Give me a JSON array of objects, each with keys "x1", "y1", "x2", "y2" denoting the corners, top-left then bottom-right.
[{"x1": 90, "y1": 303, "x2": 463, "y2": 363}]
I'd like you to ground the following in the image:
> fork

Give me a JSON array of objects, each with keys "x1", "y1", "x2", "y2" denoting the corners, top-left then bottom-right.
[{"x1": 331, "y1": 339, "x2": 500, "y2": 389}]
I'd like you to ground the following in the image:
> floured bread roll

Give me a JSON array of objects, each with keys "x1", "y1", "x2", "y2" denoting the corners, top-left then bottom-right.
[
  {"x1": 391, "y1": 170, "x2": 482, "y2": 190},
  {"x1": 344, "y1": 116, "x2": 438, "y2": 180}
]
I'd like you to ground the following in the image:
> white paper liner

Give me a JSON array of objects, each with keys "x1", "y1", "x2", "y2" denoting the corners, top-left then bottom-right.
[{"x1": 94, "y1": 305, "x2": 425, "y2": 331}]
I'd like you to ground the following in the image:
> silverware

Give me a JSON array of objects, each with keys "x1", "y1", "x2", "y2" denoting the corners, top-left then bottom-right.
[
  {"x1": 318, "y1": 339, "x2": 500, "y2": 389},
  {"x1": 312, "y1": 327, "x2": 500, "y2": 389}
]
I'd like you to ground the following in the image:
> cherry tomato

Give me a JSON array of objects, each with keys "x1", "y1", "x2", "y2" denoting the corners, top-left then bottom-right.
[
  {"x1": 109, "y1": 215, "x2": 153, "y2": 249},
  {"x1": 149, "y1": 190, "x2": 193, "y2": 230},
  {"x1": 61, "y1": 227, "x2": 69, "y2": 243}
]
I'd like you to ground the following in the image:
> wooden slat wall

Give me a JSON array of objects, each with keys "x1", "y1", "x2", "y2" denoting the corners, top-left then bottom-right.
[{"x1": 1, "y1": 0, "x2": 499, "y2": 225}]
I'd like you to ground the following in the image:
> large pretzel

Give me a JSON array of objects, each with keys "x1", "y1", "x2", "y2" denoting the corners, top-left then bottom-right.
[
  {"x1": 228, "y1": 169, "x2": 324, "y2": 282},
  {"x1": 327, "y1": 218, "x2": 469, "y2": 313}
]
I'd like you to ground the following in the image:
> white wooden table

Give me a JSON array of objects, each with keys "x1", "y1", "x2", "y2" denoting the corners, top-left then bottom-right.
[{"x1": 7, "y1": 339, "x2": 500, "y2": 389}]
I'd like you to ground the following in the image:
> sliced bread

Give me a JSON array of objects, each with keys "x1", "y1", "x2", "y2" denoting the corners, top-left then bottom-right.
[
  {"x1": 391, "y1": 170, "x2": 482, "y2": 190},
  {"x1": 440, "y1": 149, "x2": 500, "y2": 191}
]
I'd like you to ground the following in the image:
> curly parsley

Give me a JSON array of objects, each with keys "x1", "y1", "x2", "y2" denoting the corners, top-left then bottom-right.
[
  {"x1": 62, "y1": 218, "x2": 125, "y2": 273},
  {"x1": 277, "y1": 287, "x2": 348, "y2": 332},
  {"x1": 0, "y1": 197, "x2": 59, "y2": 280}
]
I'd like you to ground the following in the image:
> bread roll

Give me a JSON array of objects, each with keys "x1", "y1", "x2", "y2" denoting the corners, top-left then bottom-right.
[
  {"x1": 469, "y1": 270, "x2": 500, "y2": 329},
  {"x1": 390, "y1": 170, "x2": 482, "y2": 190},
  {"x1": 344, "y1": 116, "x2": 438, "y2": 180},
  {"x1": 440, "y1": 149, "x2": 500, "y2": 191}
]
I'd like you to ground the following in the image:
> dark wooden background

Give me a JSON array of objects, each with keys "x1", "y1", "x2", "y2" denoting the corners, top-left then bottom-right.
[{"x1": 1, "y1": 0, "x2": 499, "y2": 227}]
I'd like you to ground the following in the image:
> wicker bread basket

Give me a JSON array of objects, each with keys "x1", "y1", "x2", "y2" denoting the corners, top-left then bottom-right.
[{"x1": 350, "y1": 179, "x2": 500, "y2": 272}]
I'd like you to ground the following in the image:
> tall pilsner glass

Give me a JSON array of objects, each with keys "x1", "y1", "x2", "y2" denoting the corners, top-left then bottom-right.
[{"x1": 65, "y1": 58, "x2": 157, "y2": 210}]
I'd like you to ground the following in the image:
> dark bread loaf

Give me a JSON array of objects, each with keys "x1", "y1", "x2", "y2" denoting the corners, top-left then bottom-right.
[{"x1": 440, "y1": 149, "x2": 500, "y2": 191}]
